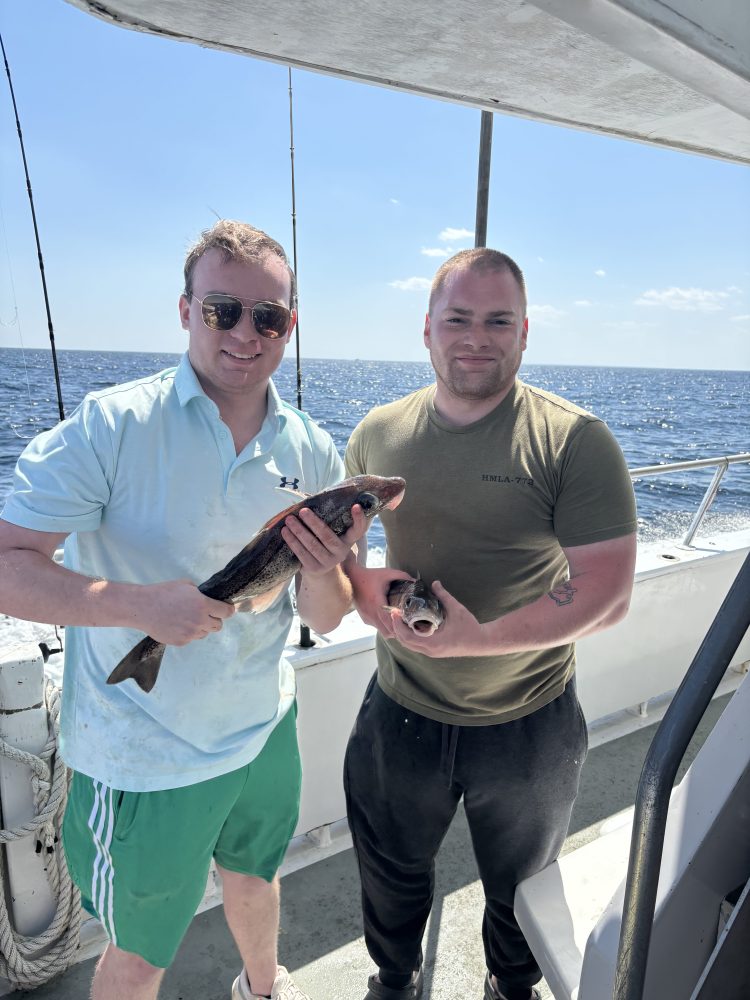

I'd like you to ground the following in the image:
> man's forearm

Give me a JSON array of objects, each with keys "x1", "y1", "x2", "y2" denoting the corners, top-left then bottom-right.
[
  {"x1": 480, "y1": 535, "x2": 637, "y2": 653},
  {"x1": 296, "y1": 564, "x2": 354, "y2": 635},
  {"x1": 0, "y1": 547, "x2": 143, "y2": 627},
  {"x1": 387, "y1": 533, "x2": 637, "y2": 658},
  {"x1": 0, "y1": 546, "x2": 237, "y2": 645},
  {"x1": 479, "y1": 578, "x2": 631, "y2": 654}
]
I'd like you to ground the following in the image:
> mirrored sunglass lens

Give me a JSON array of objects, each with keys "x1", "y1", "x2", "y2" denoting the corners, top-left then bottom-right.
[
  {"x1": 202, "y1": 295, "x2": 242, "y2": 330},
  {"x1": 252, "y1": 303, "x2": 289, "y2": 338}
]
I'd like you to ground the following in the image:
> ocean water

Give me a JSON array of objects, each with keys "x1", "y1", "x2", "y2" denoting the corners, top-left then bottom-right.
[{"x1": 1, "y1": 348, "x2": 749, "y2": 557}]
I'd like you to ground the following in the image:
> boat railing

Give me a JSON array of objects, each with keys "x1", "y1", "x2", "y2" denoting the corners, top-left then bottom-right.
[
  {"x1": 629, "y1": 452, "x2": 750, "y2": 547},
  {"x1": 613, "y1": 550, "x2": 750, "y2": 1000}
]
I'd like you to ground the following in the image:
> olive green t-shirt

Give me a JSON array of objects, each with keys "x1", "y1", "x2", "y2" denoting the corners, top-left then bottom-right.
[{"x1": 344, "y1": 380, "x2": 637, "y2": 725}]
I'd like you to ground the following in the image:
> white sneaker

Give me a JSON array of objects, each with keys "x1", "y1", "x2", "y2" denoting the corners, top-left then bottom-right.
[{"x1": 232, "y1": 966, "x2": 312, "y2": 1000}]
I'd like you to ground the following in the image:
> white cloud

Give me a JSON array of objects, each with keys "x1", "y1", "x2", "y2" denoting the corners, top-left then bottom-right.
[
  {"x1": 635, "y1": 287, "x2": 730, "y2": 312},
  {"x1": 528, "y1": 304, "x2": 566, "y2": 326},
  {"x1": 421, "y1": 247, "x2": 451, "y2": 258},
  {"x1": 537, "y1": 256, "x2": 544, "y2": 263},
  {"x1": 574, "y1": 299, "x2": 592, "y2": 307},
  {"x1": 604, "y1": 320, "x2": 659, "y2": 331},
  {"x1": 594, "y1": 269, "x2": 606, "y2": 277},
  {"x1": 389, "y1": 198, "x2": 400, "y2": 205},
  {"x1": 439, "y1": 227, "x2": 473, "y2": 242},
  {"x1": 389, "y1": 277, "x2": 432, "y2": 292},
  {"x1": 730, "y1": 313, "x2": 750, "y2": 323}
]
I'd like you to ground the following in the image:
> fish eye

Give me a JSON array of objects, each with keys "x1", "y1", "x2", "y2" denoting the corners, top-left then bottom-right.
[{"x1": 356, "y1": 492, "x2": 378, "y2": 512}]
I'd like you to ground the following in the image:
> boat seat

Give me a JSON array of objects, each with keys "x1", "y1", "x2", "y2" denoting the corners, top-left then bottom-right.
[
  {"x1": 514, "y1": 812, "x2": 632, "y2": 1000},
  {"x1": 515, "y1": 669, "x2": 750, "y2": 1000}
]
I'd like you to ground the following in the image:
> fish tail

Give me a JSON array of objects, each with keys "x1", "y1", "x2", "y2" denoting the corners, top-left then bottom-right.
[{"x1": 106, "y1": 636, "x2": 166, "y2": 693}]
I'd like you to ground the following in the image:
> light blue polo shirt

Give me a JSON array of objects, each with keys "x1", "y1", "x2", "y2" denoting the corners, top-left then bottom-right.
[{"x1": 2, "y1": 355, "x2": 344, "y2": 791}]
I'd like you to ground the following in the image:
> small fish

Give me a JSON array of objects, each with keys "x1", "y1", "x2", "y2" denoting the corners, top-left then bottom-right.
[
  {"x1": 107, "y1": 475, "x2": 406, "y2": 693},
  {"x1": 385, "y1": 576, "x2": 444, "y2": 636}
]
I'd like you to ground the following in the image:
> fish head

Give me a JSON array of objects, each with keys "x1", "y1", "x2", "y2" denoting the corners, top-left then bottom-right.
[
  {"x1": 387, "y1": 577, "x2": 445, "y2": 636},
  {"x1": 302, "y1": 475, "x2": 406, "y2": 536},
  {"x1": 401, "y1": 592, "x2": 444, "y2": 636},
  {"x1": 351, "y1": 475, "x2": 406, "y2": 519}
]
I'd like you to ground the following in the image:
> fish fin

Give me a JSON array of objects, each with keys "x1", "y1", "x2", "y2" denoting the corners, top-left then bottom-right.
[
  {"x1": 232, "y1": 597, "x2": 258, "y2": 613},
  {"x1": 233, "y1": 579, "x2": 290, "y2": 613},
  {"x1": 106, "y1": 636, "x2": 166, "y2": 693},
  {"x1": 255, "y1": 500, "x2": 308, "y2": 534}
]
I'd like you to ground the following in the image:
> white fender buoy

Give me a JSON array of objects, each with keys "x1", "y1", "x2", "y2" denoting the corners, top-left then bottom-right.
[{"x1": 0, "y1": 643, "x2": 57, "y2": 936}]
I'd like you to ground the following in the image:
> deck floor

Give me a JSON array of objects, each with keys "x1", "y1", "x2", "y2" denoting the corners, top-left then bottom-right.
[{"x1": 8, "y1": 694, "x2": 732, "y2": 1000}]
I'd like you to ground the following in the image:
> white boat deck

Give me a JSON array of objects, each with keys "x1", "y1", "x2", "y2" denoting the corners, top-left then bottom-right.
[{"x1": 7, "y1": 692, "x2": 733, "y2": 1000}]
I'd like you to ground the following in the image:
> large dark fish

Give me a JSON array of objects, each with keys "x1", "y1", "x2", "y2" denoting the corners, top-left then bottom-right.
[
  {"x1": 385, "y1": 576, "x2": 444, "y2": 636},
  {"x1": 107, "y1": 475, "x2": 406, "y2": 693}
]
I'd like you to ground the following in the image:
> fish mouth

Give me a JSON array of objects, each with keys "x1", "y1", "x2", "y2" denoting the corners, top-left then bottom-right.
[
  {"x1": 409, "y1": 619, "x2": 439, "y2": 635},
  {"x1": 402, "y1": 609, "x2": 443, "y2": 635},
  {"x1": 383, "y1": 478, "x2": 406, "y2": 510}
]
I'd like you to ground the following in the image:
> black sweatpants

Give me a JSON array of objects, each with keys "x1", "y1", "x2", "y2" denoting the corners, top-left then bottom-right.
[{"x1": 343, "y1": 675, "x2": 588, "y2": 992}]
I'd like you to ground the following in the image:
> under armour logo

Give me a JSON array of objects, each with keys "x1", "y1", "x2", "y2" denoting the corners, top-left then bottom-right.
[{"x1": 279, "y1": 477, "x2": 300, "y2": 490}]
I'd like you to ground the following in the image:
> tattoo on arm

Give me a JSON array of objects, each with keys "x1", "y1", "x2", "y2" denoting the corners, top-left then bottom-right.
[{"x1": 548, "y1": 582, "x2": 577, "y2": 607}]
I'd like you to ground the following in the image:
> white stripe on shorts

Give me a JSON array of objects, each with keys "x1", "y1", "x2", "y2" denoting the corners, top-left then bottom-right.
[{"x1": 88, "y1": 779, "x2": 118, "y2": 947}]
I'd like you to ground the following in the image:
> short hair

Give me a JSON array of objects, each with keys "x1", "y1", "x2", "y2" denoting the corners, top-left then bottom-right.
[
  {"x1": 428, "y1": 248, "x2": 527, "y2": 315},
  {"x1": 183, "y1": 219, "x2": 297, "y2": 307}
]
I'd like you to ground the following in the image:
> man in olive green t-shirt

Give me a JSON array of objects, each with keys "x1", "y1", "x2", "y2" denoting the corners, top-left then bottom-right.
[{"x1": 343, "y1": 248, "x2": 637, "y2": 1000}]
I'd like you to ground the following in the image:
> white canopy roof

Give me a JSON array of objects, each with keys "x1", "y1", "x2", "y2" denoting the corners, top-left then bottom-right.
[{"x1": 66, "y1": 0, "x2": 750, "y2": 163}]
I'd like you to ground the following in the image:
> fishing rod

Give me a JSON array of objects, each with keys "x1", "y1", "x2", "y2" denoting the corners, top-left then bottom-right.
[
  {"x1": 288, "y1": 66, "x2": 304, "y2": 414},
  {"x1": 288, "y1": 66, "x2": 315, "y2": 649},
  {"x1": 0, "y1": 32, "x2": 65, "y2": 421}
]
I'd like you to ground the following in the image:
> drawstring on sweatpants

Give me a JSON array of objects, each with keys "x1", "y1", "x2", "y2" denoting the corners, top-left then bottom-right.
[{"x1": 440, "y1": 724, "x2": 460, "y2": 787}]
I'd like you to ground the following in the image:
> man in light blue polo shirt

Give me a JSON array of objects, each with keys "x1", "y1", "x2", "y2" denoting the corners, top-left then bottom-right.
[{"x1": 0, "y1": 220, "x2": 366, "y2": 1000}]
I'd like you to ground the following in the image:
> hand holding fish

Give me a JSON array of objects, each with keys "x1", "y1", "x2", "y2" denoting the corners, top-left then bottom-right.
[
  {"x1": 388, "y1": 581, "x2": 488, "y2": 657},
  {"x1": 347, "y1": 565, "x2": 414, "y2": 639},
  {"x1": 132, "y1": 579, "x2": 236, "y2": 646},
  {"x1": 280, "y1": 503, "x2": 370, "y2": 578},
  {"x1": 286, "y1": 503, "x2": 373, "y2": 635}
]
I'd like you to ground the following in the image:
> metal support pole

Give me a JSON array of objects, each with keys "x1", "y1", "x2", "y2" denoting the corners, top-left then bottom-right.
[
  {"x1": 682, "y1": 460, "x2": 728, "y2": 547},
  {"x1": 474, "y1": 111, "x2": 493, "y2": 248}
]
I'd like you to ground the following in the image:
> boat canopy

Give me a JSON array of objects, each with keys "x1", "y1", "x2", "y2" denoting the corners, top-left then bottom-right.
[{"x1": 65, "y1": 1, "x2": 749, "y2": 164}]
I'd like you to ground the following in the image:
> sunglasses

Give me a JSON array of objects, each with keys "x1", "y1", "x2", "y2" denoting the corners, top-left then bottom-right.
[{"x1": 193, "y1": 293, "x2": 292, "y2": 339}]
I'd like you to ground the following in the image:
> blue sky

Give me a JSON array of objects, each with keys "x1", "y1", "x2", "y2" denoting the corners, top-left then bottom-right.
[{"x1": 1, "y1": 0, "x2": 749, "y2": 370}]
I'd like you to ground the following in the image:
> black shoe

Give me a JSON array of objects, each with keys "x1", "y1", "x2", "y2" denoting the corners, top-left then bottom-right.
[
  {"x1": 364, "y1": 967, "x2": 424, "y2": 999},
  {"x1": 483, "y1": 972, "x2": 540, "y2": 1000}
]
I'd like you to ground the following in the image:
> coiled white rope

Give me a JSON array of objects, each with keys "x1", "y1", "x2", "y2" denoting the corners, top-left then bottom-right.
[{"x1": 0, "y1": 679, "x2": 82, "y2": 989}]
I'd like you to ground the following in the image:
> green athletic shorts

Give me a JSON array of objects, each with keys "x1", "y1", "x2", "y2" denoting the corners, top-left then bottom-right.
[{"x1": 61, "y1": 704, "x2": 301, "y2": 968}]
